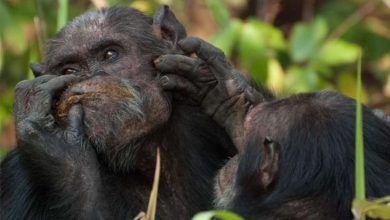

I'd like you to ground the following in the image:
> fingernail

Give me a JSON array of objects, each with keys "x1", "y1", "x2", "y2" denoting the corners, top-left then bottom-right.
[
  {"x1": 154, "y1": 58, "x2": 161, "y2": 65},
  {"x1": 159, "y1": 76, "x2": 169, "y2": 85}
]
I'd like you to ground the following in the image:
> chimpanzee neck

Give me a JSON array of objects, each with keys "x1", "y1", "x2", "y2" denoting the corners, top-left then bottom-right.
[{"x1": 114, "y1": 105, "x2": 234, "y2": 218}]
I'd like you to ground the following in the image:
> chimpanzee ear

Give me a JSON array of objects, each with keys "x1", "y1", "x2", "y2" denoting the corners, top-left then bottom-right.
[
  {"x1": 259, "y1": 137, "x2": 280, "y2": 190},
  {"x1": 29, "y1": 63, "x2": 45, "y2": 78},
  {"x1": 152, "y1": 5, "x2": 187, "y2": 45}
]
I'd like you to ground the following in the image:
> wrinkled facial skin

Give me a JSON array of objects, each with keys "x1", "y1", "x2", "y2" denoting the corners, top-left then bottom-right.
[{"x1": 44, "y1": 9, "x2": 171, "y2": 170}]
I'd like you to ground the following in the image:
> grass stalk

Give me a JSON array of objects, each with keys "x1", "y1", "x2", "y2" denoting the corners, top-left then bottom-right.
[{"x1": 355, "y1": 51, "x2": 366, "y2": 220}]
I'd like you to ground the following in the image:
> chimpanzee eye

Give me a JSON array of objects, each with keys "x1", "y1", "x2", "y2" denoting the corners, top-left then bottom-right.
[
  {"x1": 62, "y1": 68, "x2": 78, "y2": 75},
  {"x1": 103, "y1": 49, "x2": 119, "y2": 61}
]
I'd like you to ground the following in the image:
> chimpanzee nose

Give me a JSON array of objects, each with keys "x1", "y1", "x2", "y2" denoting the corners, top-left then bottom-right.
[{"x1": 93, "y1": 70, "x2": 108, "y2": 77}]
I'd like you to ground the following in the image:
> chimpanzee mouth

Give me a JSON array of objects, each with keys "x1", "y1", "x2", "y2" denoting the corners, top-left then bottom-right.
[{"x1": 53, "y1": 78, "x2": 144, "y2": 123}]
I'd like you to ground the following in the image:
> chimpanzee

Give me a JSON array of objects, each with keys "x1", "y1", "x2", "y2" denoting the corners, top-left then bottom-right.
[
  {"x1": 0, "y1": 6, "x2": 239, "y2": 219},
  {"x1": 154, "y1": 37, "x2": 390, "y2": 219}
]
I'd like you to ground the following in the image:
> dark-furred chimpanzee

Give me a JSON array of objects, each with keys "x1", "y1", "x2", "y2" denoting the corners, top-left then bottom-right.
[
  {"x1": 155, "y1": 37, "x2": 390, "y2": 219},
  {"x1": 0, "y1": 6, "x2": 239, "y2": 219}
]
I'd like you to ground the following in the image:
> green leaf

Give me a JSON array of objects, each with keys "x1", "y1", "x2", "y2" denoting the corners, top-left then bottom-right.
[
  {"x1": 3, "y1": 24, "x2": 27, "y2": 54},
  {"x1": 238, "y1": 21, "x2": 268, "y2": 82},
  {"x1": 0, "y1": 2, "x2": 13, "y2": 34},
  {"x1": 284, "y1": 66, "x2": 322, "y2": 93},
  {"x1": 192, "y1": 210, "x2": 244, "y2": 220},
  {"x1": 0, "y1": 39, "x2": 3, "y2": 72},
  {"x1": 246, "y1": 18, "x2": 286, "y2": 50},
  {"x1": 212, "y1": 19, "x2": 242, "y2": 58},
  {"x1": 289, "y1": 17, "x2": 328, "y2": 63},
  {"x1": 336, "y1": 72, "x2": 367, "y2": 103},
  {"x1": 266, "y1": 58, "x2": 285, "y2": 94},
  {"x1": 205, "y1": 0, "x2": 230, "y2": 28},
  {"x1": 317, "y1": 40, "x2": 360, "y2": 65}
]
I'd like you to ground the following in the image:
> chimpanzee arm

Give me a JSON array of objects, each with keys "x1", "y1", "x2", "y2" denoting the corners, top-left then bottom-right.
[
  {"x1": 155, "y1": 37, "x2": 273, "y2": 149},
  {"x1": 4, "y1": 74, "x2": 104, "y2": 219}
]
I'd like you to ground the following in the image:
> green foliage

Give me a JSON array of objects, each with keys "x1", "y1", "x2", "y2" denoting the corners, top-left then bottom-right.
[
  {"x1": 192, "y1": 210, "x2": 244, "y2": 220},
  {"x1": 205, "y1": 0, "x2": 230, "y2": 28},
  {"x1": 289, "y1": 17, "x2": 328, "y2": 63},
  {"x1": 207, "y1": 2, "x2": 375, "y2": 98},
  {"x1": 317, "y1": 39, "x2": 360, "y2": 65},
  {"x1": 212, "y1": 19, "x2": 241, "y2": 59}
]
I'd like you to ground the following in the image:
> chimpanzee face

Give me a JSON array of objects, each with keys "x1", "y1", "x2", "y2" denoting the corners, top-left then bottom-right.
[{"x1": 40, "y1": 8, "x2": 174, "y2": 170}]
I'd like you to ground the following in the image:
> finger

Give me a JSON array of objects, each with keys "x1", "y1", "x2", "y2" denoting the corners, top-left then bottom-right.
[
  {"x1": 67, "y1": 104, "x2": 84, "y2": 135},
  {"x1": 34, "y1": 75, "x2": 81, "y2": 116},
  {"x1": 159, "y1": 74, "x2": 199, "y2": 97},
  {"x1": 15, "y1": 75, "x2": 55, "y2": 91},
  {"x1": 154, "y1": 54, "x2": 202, "y2": 80},
  {"x1": 179, "y1": 37, "x2": 232, "y2": 80},
  {"x1": 38, "y1": 74, "x2": 80, "y2": 94},
  {"x1": 179, "y1": 37, "x2": 225, "y2": 64},
  {"x1": 14, "y1": 75, "x2": 57, "y2": 118}
]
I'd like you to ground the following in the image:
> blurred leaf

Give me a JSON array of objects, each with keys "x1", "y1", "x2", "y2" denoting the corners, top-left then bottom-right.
[
  {"x1": 212, "y1": 19, "x2": 242, "y2": 58},
  {"x1": 336, "y1": 72, "x2": 368, "y2": 103},
  {"x1": 131, "y1": 1, "x2": 154, "y2": 13},
  {"x1": 317, "y1": 40, "x2": 361, "y2": 65},
  {"x1": 192, "y1": 210, "x2": 244, "y2": 220},
  {"x1": 284, "y1": 66, "x2": 322, "y2": 93},
  {"x1": 385, "y1": 75, "x2": 390, "y2": 97},
  {"x1": 206, "y1": 0, "x2": 230, "y2": 28},
  {"x1": 359, "y1": 27, "x2": 390, "y2": 62},
  {"x1": 0, "y1": 147, "x2": 7, "y2": 159},
  {"x1": 0, "y1": 2, "x2": 13, "y2": 34},
  {"x1": 246, "y1": 18, "x2": 286, "y2": 50},
  {"x1": 290, "y1": 17, "x2": 328, "y2": 63},
  {"x1": 3, "y1": 24, "x2": 27, "y2": 54},
  {"x1": 267, "y1": 58, "x2": 285, "y2": 94},
  {"x1": 353, "y1": 197, "x2": 390, "y2": 220},
  {"x1": 0, "y1": 39, "x2": 3, "y2": 72},
  {"x1": 238, "y1": 20, "x2": 269, "y2": 82},
  {"x1": 0, "y1": 89, "x2": 14, "y2": 126}
]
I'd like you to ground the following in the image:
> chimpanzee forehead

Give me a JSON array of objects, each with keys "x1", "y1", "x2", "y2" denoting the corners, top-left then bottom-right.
[
  {"x1": 44, "y1": 7, "x2": 157, "y2": 68},
  {"x1": 59, "y1": 7, "x2": 153, "y2": 37},
  {"x1": 52, "y1": 7, "x2": 153, "y2": 45}
]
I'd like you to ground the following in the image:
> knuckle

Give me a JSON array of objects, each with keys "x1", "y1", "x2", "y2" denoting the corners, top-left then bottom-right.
[
  {"x1": 16, "y1": 119, "x2": 39, "y2": 140},
  {"x1": 15, "y1": 80, "x2": 32, "y2": 91}
]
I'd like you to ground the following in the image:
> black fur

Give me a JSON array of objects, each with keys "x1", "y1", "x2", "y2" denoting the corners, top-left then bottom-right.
[{"x1": 220, "y1": 91, "x2": 390, "y2": 219}]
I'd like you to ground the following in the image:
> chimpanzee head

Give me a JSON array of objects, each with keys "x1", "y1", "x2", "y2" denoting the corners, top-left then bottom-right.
[
  {"x1": 30, "y1": 6, "x2": 187, "y2": 172},
  {"x1": 214, "y1": 91, "x2": 390, "y2": 219}
]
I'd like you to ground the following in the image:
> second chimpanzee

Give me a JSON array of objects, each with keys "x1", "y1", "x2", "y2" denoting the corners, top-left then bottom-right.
[{"x1": 155, "y1": 37, "x2": 390, "y2": 219}]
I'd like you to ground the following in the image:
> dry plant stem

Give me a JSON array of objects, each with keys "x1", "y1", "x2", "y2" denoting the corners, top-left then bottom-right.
[
  {"x1": 328, "y1": 0, "x2": 381, "y2": 40},
  {"x1": 33, "y1": 16, "x2": 45, "y2": 59},
  {"x1": 145, "y1": 147, "x2": 161, "y2": 220}
]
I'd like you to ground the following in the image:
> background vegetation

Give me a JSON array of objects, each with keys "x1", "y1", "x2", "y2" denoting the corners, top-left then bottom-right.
[{"x1": 0, "y1": 0, "x2": 390, "y2": 158}]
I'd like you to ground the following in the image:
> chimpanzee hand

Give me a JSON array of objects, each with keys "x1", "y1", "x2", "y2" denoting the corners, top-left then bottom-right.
[
  {"x1": 15, "y1": 76, "x2": 99, "y2": 185},
  {"x1": 15, "y1": 74, "x2": 87, "y2": 156},
  {"x1": 14, "y1": 74, "x2": 103, "y2": 217},
  {"x1": 155, "y1": 37, "x2": 265, "y2": 148}
]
